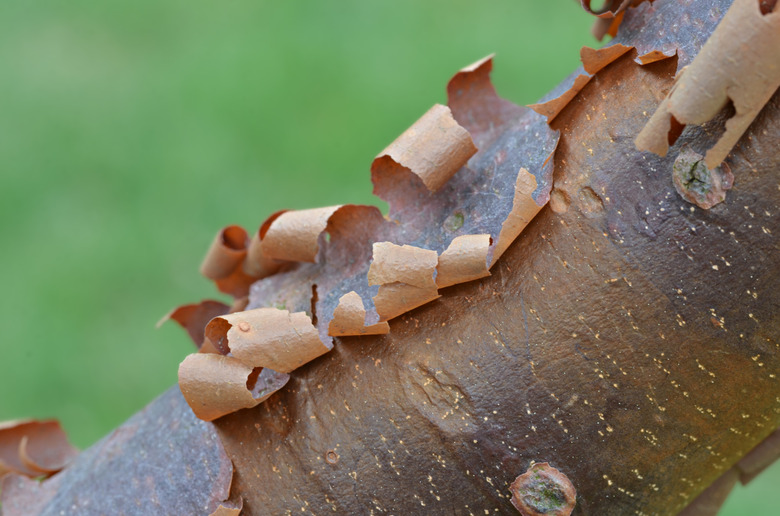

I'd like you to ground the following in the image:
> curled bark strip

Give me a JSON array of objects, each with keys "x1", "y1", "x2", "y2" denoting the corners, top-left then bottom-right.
[
  {"x1": 247, "y1": 205, "x2": 390, "y2": 344},
  {"x1": 182, "y1": 56, "x2": 556, "y2": 421},
  {"x1": 223, "y1": 205, "x2": 368, "y2": 299},
  {"x1": 328, "y1": 291, "x2": 389, "y2": 337},
  {"x1": 509, "y1": 462, "x2": 576, "y2": 516},
  {"x1": 197, "y1": 224, "x2": 263, "y2": 298},
  {"x1": 200, "y1": 225, "x2": 249, "y2": 281},
  {"x1": 491, "y1": 169, "x2": 543, "y2": 266},
  {"x1": 373, "y1": 282, "x2": 441, "y2": 322},
  {"x1": 368, "y1": 242, "x2": 441, "y2": 321},
  {"x1": 371, "y1": 104, "x2": 477, "y2": 198},
  {"x1": 635, "y1": 0, "x2": 780, "y2": 169},
  {"x1": 367, "y1": 242, "x2": 438, "y2": 290},
  {"x1": 262, "y1": 205, "x2": 342, "y2": 263},
  {"x1": 178, "y1": 353, "x2": 289, "y2": 422},
  {"x1": 18, "y1": 436, "x2": 70, "y2": 476},
  {"x1": 211, "y1": 207, "x2": 346, "y2": 297},
  {"x1": 637, "y1": 49, "x2": 675, "y2": 65},
  {"x1": 205, "y1": 308, "x2": 331, "y2": 373},
  {"x1": 243, "y1": 211, "x2": 288, "y2": 277},
  {"x1": 436, "y1": 234, "x2": 491, "y2": 288},
  {"x1": 157, "y1": 299, "x2": 230, "y2": 350},
  {"x1": 0, "y1": 420, "x2": 77, "y2": 478}
]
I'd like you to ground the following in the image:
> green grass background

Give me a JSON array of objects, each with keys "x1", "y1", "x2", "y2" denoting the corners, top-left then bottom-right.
[{"x1": 0, "y1": 1, "x2": 776, "y2": 512}]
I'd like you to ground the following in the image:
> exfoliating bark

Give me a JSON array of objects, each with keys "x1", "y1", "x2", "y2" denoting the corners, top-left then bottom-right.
[
  {"x1": 211, "y1": 2, "x2": 779, "y2": 514},
  {"x1": 4, "y1": 0, "x2": 778, "y2": 514},
  {"x1": 214, "y1": 82, "x2": 779, "y2": 515},
  {"x1": 212, "y1": 79, "x2": 779, "y2": 511}
]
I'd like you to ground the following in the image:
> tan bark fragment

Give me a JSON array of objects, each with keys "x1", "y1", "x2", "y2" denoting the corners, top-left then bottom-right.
[
  {"x1": 243, "y1": 230, "x2": 284, "y2": 278},
  {"x1": 491, "y1": 169, "x2": 543, "y2": 266},
  {"x1": 367, "y1": 242, "x2": 440, "y2": 321},
  {"x1": 373, "y1": 282, "x2": 441, "y2": 322},
  {"x1": 204, "y1": 308, "x2": 330, "y2": 374},
  {"x1": 242, "y1": 210, "x2": 287, "y2": 277},
  {"x1": 178, "y1": 354, "x2": 268, "y2": 422},
  {"x1": 372, "y1": 104, "x2": 477, "y2": 193},
  {"x1": 261, "y1": 206, "x2": 342, "y2": 263},
  {"x1": 436, "y1": 234, "x2": 491, "y2": 288},
  {"x1": 200, "y1": 225, "x2": 249, "y2": 281},
  {"x1": 637, "y1": 49, "x2": 675, "y2": 65},
  {"x1": 328, "y1": 291, "x2": 390, "y2": 336},
  {"x1": 636, "y1": 0, "x2": 780, "y2": 168},
  {"x1": 367, "y1": 242, "x2": 438, "y2": 289}
]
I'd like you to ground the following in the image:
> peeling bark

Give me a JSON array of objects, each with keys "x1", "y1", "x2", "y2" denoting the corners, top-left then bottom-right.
[{"x1": 3, "y1": 0, "x2": 778, "y2": 514}]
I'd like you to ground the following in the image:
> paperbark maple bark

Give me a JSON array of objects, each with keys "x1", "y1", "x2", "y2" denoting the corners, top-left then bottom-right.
[
  {"x1": 214, "y1": 56, "x2": 780, "y2": 514},
  {"x1": 2, "y1": 0, "x2": 778, "y2": 515}
]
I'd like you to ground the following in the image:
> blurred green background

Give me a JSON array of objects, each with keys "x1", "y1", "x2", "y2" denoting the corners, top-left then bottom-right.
[{"x1": 0, "y1": 0, "x2": 775, "y2": 512}]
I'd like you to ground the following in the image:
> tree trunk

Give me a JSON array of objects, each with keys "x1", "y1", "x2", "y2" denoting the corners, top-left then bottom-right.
[{"x1": 2, "y1": 0, "x2": 778, "y2": 514}]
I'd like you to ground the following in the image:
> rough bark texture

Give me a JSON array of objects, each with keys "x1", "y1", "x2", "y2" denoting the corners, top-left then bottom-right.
[{"x1": 3, "y1": 0, "x2": 778, "y2": 515}]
